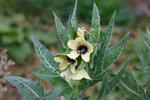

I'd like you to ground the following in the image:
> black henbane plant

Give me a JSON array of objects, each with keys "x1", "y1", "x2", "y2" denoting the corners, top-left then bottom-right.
[
  {"x1": 4, "y1": 1, "x2": 129, "y2": 100},
  {"x1": 118, "y1": 29, "x2": 150, "y2": 100}
]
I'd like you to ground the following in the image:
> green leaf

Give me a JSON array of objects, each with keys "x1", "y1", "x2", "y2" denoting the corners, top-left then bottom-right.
[
  {"x1": 93, "y1": 38, "x2": 109, "y2": 78},
  {"x1": 103, "y1": 33, "x2": 129, "y2": 71},
  {"x1": 138, "y1": 86, "x2": 148, "y2": 100},
  {"x1": 32, "y1": 67, "x2": 59, "y2": 85},
  {"x1": 89, "y1": 3, "x2": 100, "y2": 44},
  {"x1": 86, "y1": 72, "x2": 106, "y2": 89},
  {"x1": 135, "y1": 43, "x2": 147, "y2": 66},
  {"x1": 99, "y1": 11, "x2": 116, "y2": 46},
  {"x1": 96, "y1": 76, "x2": 109, "y2": 100},
  {"x1": 32, "y1": 67, "x2": 71, "y2": 87},
  {"x1": 119, "y1": 71, "x2": 139, "y2": 99},
  {"x1": 97, "y1": 59, "x2": 129, "y2": 100},
  {"x1": 42, "y1": 88, "x2": 60, "y2": 100},
  {"x1": 68, "y1": 0, "x2": 78, "y2": 40},
  {"x1": 32, "y1": 36, "x2": 74, "y2": 99},
  {"x1": 4, "y1": 76, "x2": 44, "y2": 100},
  {"x1": 104, "y1": 11, "x2": 116, "y2": 46},
  {"x1": 32, "y1": 36, "x2": 58, "y2": 71},
  {"x1": 32, "y1": 67, "x2": 73, "y2": 99},
  {"x1": 68, "y1": 15, "x2": 75, "y2": 39},
  {"x1": 77, "y1": 61, "x2": 87, "y2": 70},
  {"x1": 53, "y1": 12, "x2": 69, "y2": 48},
  {"x1": 139, "y1": 32, "x2": 150, "y2": 51},
  {"x1": 92, "y1": 12, "x2": 117, "y2": 78},
  {"x1": 107, "y1": 59, "x2": 129, "y2": 91},
  {"x1": 71, "y1": 0, "x2": 78, "y2": 32},
  {"x1": 146, "y1": 82, "x2": 150, "y2": 97},
  {"x1": 42, "y1": 85, "x2": 70, "y2": 100}
]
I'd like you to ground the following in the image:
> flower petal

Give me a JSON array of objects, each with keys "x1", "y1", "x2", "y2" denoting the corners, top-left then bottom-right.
[
  {"x1": 77, "y1": 28, "x2": 85, "y2": 38},
  {"x1": 67, "y1": 40, "x2": 77, "y2": 49},
  {"x1": 70, "y1": 60, "x2": 77, "y2": 73},
  {"x1": 54, "y1": 57, "x2": 64, "y2": 62},
  {"x1": 76, "y1": 37, "x2": 86, "y2": 44},
  {"x1": 60, "y1": 69, "x2": 73, "y2": 82},
  {"x1": 67, "y1": 51, "x2": 79, "y2": 59},
  {"x1": 87, "y1": 42, "x2": 94, "y2": 53},
  {"x1": 72, "y1": 69, "x2": 91, "y2": 80},
  {"x1": 58, "y1": 62, "x2": 68, "y2": 70},
  {"x1": 71, "y1": 65, "x2": 76, "y2": 74},
  {"x1": 81, "y1": 53, "x2": 90, "y2": 62}
]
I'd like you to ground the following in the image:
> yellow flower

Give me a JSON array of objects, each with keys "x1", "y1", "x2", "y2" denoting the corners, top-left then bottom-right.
[
  {"x1": 60, "y1": 68, "x2": 73, "y2": 82},
  {"x1": 77, "y1": 28, "x2": 89, "y2": 38},
  {"x1": 67, "y1": 37, "x2": 94, "y2": 62},
  {"x1": 72, "y1": 68, "x2": 91, "y2": 80},
  {"x1": 54, "y1": 54, "x2": 77, "y2": 73},
  {"x1": 77, "y1": 28, "x2": 86, "y2": 38},
  {"x1": 60, "y1": 68, "x2": 91, "y2": 82}
]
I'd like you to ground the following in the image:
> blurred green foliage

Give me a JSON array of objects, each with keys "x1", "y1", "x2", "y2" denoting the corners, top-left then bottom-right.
[
  {"x1": 0, "y1": 14, "x2": 58, "y2": 62},
  {"x1": 0, "y1": 0, "x2": 137, "y2": 27},
  {"x1": 0, "y1": 0, "x2": 137, "y2": 63},
  {"x1": 135, "y1": 29, "x2": 150, "y2": 79},
  {"x1": 0, "y1": 0, "x2": 138, "y2": 63}
]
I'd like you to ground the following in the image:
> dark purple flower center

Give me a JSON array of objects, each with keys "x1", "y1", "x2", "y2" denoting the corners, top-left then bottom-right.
[
  {"x1": 77, "y1": 45, "x2": 88, "y2": 54},
  {"x1": 67, "y1": 57, "x2": 75, "y2": 64}
]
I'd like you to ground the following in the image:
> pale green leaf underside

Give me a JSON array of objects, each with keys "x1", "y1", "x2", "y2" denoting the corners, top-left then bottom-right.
[
  {"x1": 32, "y1": 36, "x2": 58, "y2": 71},
  {"x1": 4, "y1": 76, "x2": 44, "y2": 100}
]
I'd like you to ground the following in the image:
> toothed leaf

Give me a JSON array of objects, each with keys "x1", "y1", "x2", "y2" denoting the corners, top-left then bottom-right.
[
  {"x1": 4, "y1": 76, "x2": 44, "y2": 100},
  {"x1": 53, "y1": 12, "x2": 69, "y2": 48}
]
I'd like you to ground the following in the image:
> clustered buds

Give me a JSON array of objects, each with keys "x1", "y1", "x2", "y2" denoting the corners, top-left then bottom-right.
[{"x1": 54, "y1": 28, "x2": 94, "y2": 82}]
